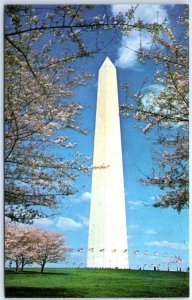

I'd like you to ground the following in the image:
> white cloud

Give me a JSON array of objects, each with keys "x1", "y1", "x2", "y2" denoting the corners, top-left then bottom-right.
[
  {"x1": 136, "y1": 4, "x2": 168, "y2": 24},
  {"x1": 127, "y1": 200, "x2": 146, "y2": 210},
  {"x1": 33, "y1": 218, "x2": 54, "y2": 227},
  {"x1": 111, "y1": 4, "x2": 169, "y2": 69},
  {"x1": 112, "y1": 4, "x2": 168, "y2": 24},
  {"x1": 56, "y1": 217, "x2": 83, "y2": 231},
  {"x1": 111, "y1": 4, "x2": 129, "y2": 16},
  {"x1": 128, "y1": 200, "x2": 145, "y2": 207},
  {"x1": 81, "y1": 192, "x2": 91, "y2": 201},
  {"x1": 117, "y1": 39, "x2": 137, "y2": 68},
  {"x1": 76, "y1": 214, "x2": 89, "y2": 227},
  {"x1": 145, "y1": 229, "x2": 157, "y2": 235},
  {"x1": 70, "y1": 191, "x2": 91, "y2": 204},
  {"x1": 116, "y1": 31, "x2": 152, "y2": 69},
  {"x1": 146, "y1": 240, "x2": 188, "y2": 250},
  {"x1": 141, "y1": 84, "x2": 165, "y2": 110}
]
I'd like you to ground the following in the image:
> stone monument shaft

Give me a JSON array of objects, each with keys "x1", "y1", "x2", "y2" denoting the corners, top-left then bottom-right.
[{"x1": 87, "y1": 57, "x2": 129, "y2": 269}]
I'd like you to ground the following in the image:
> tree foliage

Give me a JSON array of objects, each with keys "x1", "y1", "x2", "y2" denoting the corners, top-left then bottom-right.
[
  {"x1": 121, "y1": 7, "x2": 189, "y2": 211},
  {"x1": 5, "y1": 5, "x2": 94, "y2": 223},
  {"x1": 5, "y1": 5, "x2": 188, "y2": 224},
  {"x1": 5, "y1": 4, "x2": 146, "y2": 223},
  {"x1": 34, "y1": 229, "x2": 66, "y2": 273},
  {"x1": 5, "y1": 222, "x2": 66, "y2": 273}
]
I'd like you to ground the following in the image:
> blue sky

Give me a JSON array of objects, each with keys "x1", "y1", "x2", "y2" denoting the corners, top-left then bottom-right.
[{"x1": 6, "y1": 4, "x2": 189, "y2": 271}]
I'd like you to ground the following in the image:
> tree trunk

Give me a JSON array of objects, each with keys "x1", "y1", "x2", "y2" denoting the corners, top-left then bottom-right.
[
  {"x1": 41, "y1": 261, "x2": 46, "y2": 273},
  {"x1": 15, "y1": 258, "x2": 19, "y2": 272},
  {"x1": 21, "y1": 257, "x2": 25, "y2": 272}
]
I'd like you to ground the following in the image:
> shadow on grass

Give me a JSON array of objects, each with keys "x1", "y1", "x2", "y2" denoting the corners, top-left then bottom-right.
[
  {"x1": 5, "y1": 287, "x2": 87, "y2": 298},
  {"x1": 6, "y1": 270, "x2": 71, "y2": 276}
]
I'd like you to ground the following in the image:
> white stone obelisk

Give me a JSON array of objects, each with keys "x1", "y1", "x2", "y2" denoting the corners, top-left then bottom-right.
[{"x1": 87, "y1": 57, "x2": 129, "y2": 269}]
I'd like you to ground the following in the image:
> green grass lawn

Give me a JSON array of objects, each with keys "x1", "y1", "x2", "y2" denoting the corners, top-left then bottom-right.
[{"x1": 5, "y1": 268, "x2": 189, "y2": 298}]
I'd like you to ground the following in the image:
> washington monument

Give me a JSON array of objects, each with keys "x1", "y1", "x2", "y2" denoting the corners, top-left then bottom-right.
[{"x1": 87, "y1": 57, "x2": 129, "y2": 269}]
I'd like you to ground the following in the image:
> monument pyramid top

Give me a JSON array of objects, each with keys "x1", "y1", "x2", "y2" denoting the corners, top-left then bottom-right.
[{"x1": 101, "y1": 56, "x2": 114, "y2": 67}]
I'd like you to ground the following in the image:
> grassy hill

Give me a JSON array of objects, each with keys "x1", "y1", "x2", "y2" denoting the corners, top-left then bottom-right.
[{"x1": 5, "y1": 268, "x2": 189, "y2": 298}]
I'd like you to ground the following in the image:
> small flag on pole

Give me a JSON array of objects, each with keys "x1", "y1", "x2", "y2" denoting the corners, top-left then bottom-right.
[
  {"x1": 67, "y1": 247, "x2": 74, "y2": 252},
  {"x1": 77, "y1": 248, "x2": 84, "y2": 253},
  {"x1": 136, "y1": 264, "x2": 140, "y2": 269},
  {"x1": 88, "y1": 248, "x2": 94, "y2": 252},
  {"x1": 176, "y1": 256, "x2": 182, "y2": 264}
]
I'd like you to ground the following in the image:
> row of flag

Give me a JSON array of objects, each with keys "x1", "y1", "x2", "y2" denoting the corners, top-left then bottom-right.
[
  {"x1": 67, "y1": 247, "x2": 183, "y2": 261},
  {"x1": 67, "y1": 248, "x2": 183, "y2": 262},
  {"x1": 67, "y1": 247, "x2": 128, "y2": 253},
  {"x1": 98, "y1": 249, "x2": 128, "y2": 253},
  {"x1": 134, "y1": 250, "x2": 183, "y2": 260}
]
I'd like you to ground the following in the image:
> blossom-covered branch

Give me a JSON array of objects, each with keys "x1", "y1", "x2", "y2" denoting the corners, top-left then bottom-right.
[{"x1": 120, "y1": 7, "x2": 189, "y2": 212}]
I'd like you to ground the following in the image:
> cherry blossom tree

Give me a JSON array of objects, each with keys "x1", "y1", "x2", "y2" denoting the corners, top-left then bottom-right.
[
  {"x1": 5, "y1": 222, "x2": 16, "y2": 263},
  {"x1": 5, "y1": 223, "x2": 35, "y2": 271},
  {"x1": 121, "y1": 7, "x2": 189, "y2": 211},
  {"x1": 5, "y1": 222, "x2": 66, "y2": 272},
  {"x1": 34, "y1": 230, "x2": 66, "y2": 273},
  {"x1": 5, "y1": 5, "x2": 144, "y2": 223},
  {"x1": 5, "y1": 6, "x2": 93, "y2": 223}
]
